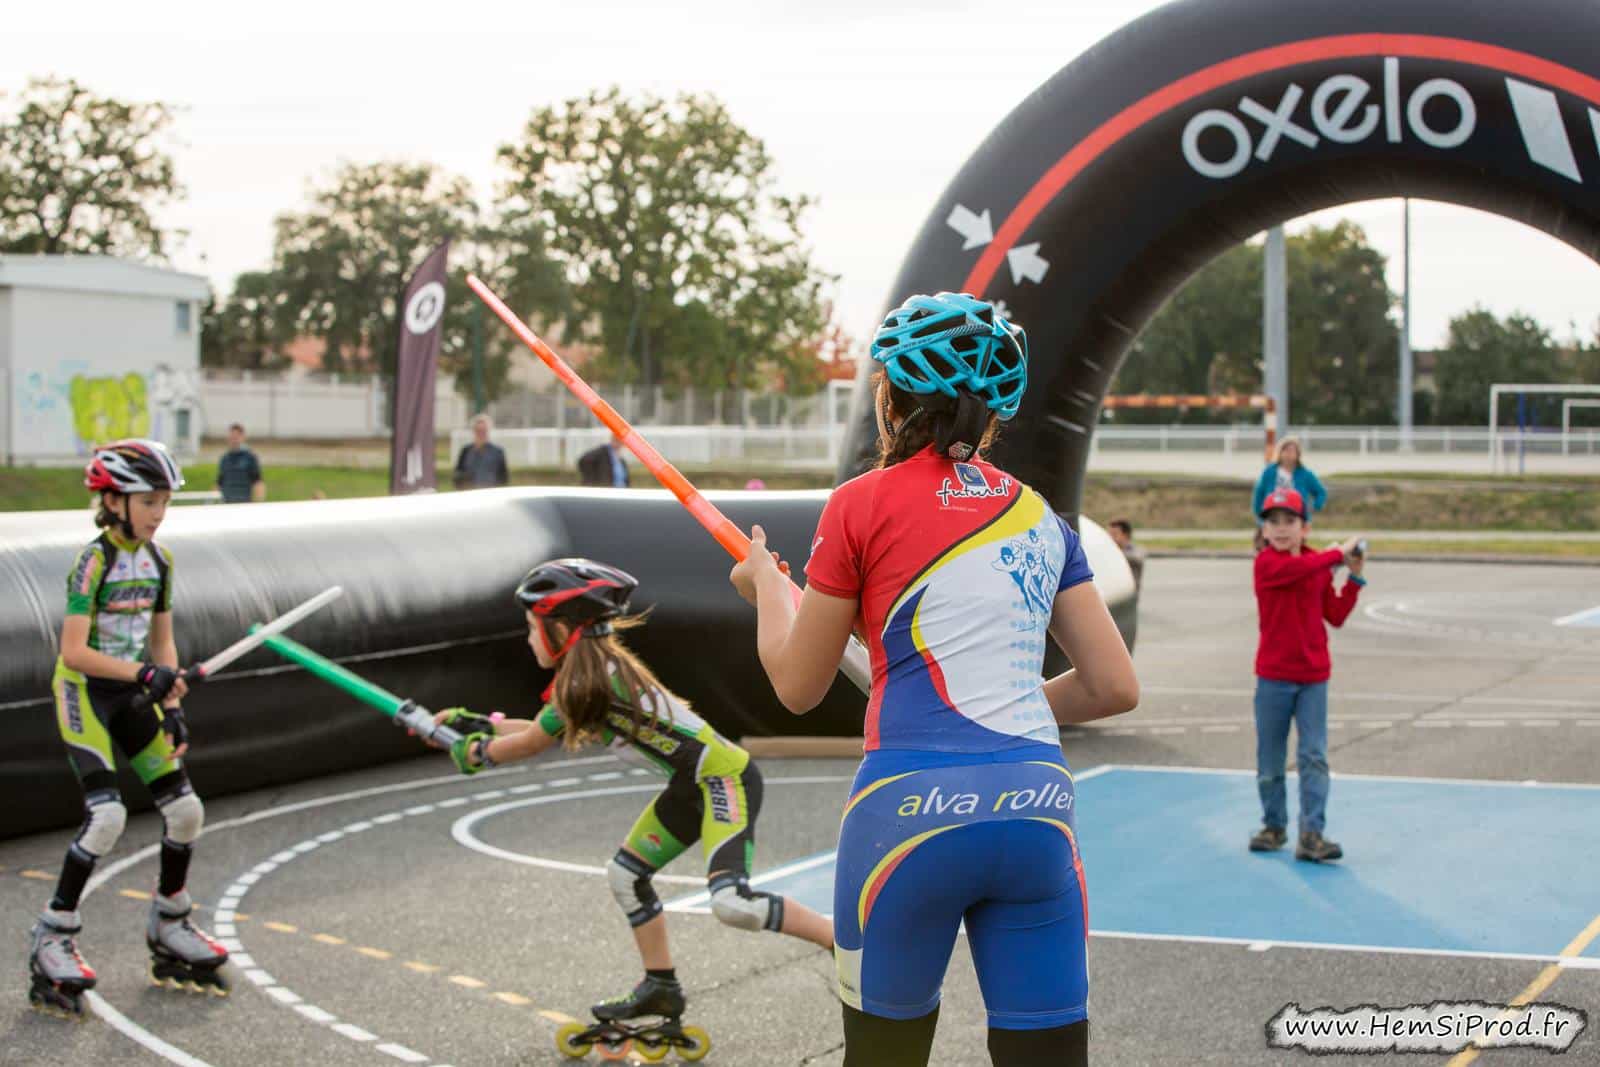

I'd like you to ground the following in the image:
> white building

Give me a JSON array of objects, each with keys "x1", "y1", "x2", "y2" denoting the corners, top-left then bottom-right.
[{"x1": 0, "y1": 255, "x2": 210, "y2": 465}]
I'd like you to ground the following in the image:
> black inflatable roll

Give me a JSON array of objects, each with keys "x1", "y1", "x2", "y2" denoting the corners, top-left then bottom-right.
[
  {"x1": 840, "y1": 0, "x2": 1600, "y2": 515},
  {"x1": 0, "y1": 490, "x2": 866, "y2": 838}
]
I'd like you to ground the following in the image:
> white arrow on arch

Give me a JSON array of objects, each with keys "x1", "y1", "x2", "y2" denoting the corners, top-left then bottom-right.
[
  {"x1": 946, "y1": 203, "x2": 994, "y2": 250},
  {"x1": 1006, "y1": 243, "x2": 1049, "y2": 285}
]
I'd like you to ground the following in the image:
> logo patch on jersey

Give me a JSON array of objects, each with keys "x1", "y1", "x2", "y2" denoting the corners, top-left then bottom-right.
[
  {"x1": 936, "y1": 463, "x2": 1013, "y2": 507},
  {"x1": 991, "y1": 524, "x2": 1061, "y2": 628},
  {"x1": 645, "y1": 832, "x2": 663, "y2": 850},
  {"x1": 706, "y1": 776, "x2": 741, "y2": 824}
]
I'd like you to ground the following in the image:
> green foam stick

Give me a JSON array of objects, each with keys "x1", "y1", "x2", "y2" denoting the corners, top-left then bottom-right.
[{"x1": 255, "y1": 629, "x2": 462, "y2": 746}]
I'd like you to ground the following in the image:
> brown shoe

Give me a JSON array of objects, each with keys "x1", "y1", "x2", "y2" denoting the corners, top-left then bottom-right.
[
  {"x1": 1249, "y1": 825, "x2": 1288, "y2": 852},
  {"x1": 1295, "y1": 830, "x2": 1343, "y2": 862}
]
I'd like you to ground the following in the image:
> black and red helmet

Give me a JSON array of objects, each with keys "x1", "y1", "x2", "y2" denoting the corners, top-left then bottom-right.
[
  {"x1": 85, "y1": 439, "x2": 186, "y2": 494},
  {"x1": 514, "y1": 559, "x2": 637, "y2": 626}
]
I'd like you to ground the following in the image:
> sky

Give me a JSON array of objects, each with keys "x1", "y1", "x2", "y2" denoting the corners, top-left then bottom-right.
[{"x1": 7, "y1": 0, "x2": 1599, "y2": 353}]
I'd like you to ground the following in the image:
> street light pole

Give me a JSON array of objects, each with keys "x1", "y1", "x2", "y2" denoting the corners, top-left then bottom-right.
[{"x1": 1399, "y1": 198, "x2": 1414, "y2": 449}]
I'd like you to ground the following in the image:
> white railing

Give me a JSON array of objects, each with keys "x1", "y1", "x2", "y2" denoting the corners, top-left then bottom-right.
[{"x1": 451, "y1": 426, "x2": 842, "y2": 471}]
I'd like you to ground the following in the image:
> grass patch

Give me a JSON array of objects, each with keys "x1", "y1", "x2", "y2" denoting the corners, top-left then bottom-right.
[
  {"x1": 1081, "y1": 472, "x2": 1600, "y2": 533},
  {"x1": 0, "y1": 462, "x2": 834, "y2": 512}
]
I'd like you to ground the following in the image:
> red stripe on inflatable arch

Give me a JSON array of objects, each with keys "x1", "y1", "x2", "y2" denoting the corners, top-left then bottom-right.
[{"x1": 964, "y1": 33, "x2": 1600, "y2": 296}]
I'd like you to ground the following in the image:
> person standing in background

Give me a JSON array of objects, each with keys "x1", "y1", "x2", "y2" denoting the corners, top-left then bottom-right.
[
  {"x1": 453, "y1": 414, "x2": 510, "y2": 489},
  {"x1": 1252, "y1": 438, "x2": 1325, "y2": 527},
  {"x1": 215, "y1": 424, "x2": 265, "y2": 504},
  {"x1": 1107, "y1": 519, "x2": 1145, "y2": 590},
  {"x1": 577, "y1": 433, "x2": 631, "y2": 488}
]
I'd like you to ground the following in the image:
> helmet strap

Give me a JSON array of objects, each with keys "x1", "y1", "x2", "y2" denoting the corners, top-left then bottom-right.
[
  {"x1": 111, "y1": 495, "x2": 137, "y2": 541},
  {"x1": 933, "y1": 392, "x2": 991, "y2": 461}
]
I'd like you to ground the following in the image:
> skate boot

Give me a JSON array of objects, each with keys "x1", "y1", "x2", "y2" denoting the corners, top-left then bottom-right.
[
  {"x1": 28, "y1": 909, "x2": 97, "y2": 1020},
  {"x1": 147, "y1": 890, "x2": 230, "y2": 996},
  {"x1": 556, "y1": 975, "x2": 711, "y2": 1061},
  {"x1": 592, "y1": 974, "x2": 686, "y2": 1022}
]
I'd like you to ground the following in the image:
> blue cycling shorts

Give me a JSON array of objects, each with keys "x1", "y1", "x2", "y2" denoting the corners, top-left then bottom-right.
[{"x1": 832, "y1": 747, "x2": 1089, "y2": 1029}]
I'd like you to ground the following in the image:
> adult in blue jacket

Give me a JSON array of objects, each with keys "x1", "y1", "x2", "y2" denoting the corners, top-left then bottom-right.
[{"x1": 1252, "y1": 438, "x2": 1326, "y2": 523}]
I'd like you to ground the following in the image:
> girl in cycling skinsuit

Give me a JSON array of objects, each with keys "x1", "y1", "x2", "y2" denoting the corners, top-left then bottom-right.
[
  {"x1": 730, "y1": 293, "x2": 1140, "y2": 1067},
  {"x1": 438, "y1": 558, "x2": 833, "y2": 1026}
]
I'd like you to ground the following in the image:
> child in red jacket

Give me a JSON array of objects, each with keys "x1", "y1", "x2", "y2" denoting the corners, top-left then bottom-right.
[{"x1": 1250, "y1": 488, "x2": 1366, "y2": 862}]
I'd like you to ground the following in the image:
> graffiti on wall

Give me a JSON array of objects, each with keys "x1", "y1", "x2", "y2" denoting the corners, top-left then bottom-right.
[
  {"x1": 14, "y1": 362, "x2": 198, "y2": 456},
  {"x1": 69, "y1": 373, "x2": 150, "y2": 443}
]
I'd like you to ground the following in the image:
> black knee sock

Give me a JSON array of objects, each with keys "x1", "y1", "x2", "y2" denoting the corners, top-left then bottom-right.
[
  {"x1": 842, "y1": 1002, "x2": 940, "y2": 1067},
  {"x1": 988, "y1": 1020, "x2": 1089, "y2": 1067},
  {"x1": 49, "y1": 844, "x2": 97, "y2": 913},
  {"x1": 158, "y1": 838, "x2": 193, "y2": 899}
]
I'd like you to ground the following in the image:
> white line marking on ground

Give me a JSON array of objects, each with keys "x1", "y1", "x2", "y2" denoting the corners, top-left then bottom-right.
[
  {"x1": 1553, "y1": 605, "x2": 1600, "y2": 627},
  {"x1": 332, "y1": 1023, "x2": 377, "y2": 1042},
  {"x1": 85, "y1": 994, "x2": 218, "y2": 1067},
  {"x1": 265, "y1": 987, "x2": 302, "y2": 1005},
  {"x1": 78, "y1": 754, "x2": 622, "y2": 1066},
  {"x1": 296, "y1": 1004, "x2": 337, "y2": 1024},
  {"x1": 377, "y1": 1043, "x2": 430, "y2": 1063}
]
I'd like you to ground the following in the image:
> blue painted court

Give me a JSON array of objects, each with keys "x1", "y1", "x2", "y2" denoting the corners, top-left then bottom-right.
[{"x1": 679, "y1": 766, "x2": 1600, "y2": 961}]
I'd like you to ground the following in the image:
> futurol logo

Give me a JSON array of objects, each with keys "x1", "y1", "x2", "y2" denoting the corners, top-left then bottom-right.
[{"x1": 1182, "y1": 57, "x2": 1476, "y2": 179}]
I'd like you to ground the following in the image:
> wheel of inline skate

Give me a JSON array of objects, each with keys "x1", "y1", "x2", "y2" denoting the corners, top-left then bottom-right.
[
  {"x1": 677, "y1": 1025, "x2": 712, "y2": 1062},
  {"x1": 595, "y1": 1036, "x2": 633, "y2": 1061},
  {"x1": 555, "y1": 1021, "x2": 594, "y2": 1059},
  {"x1": 634, "y1": 1036, "x2": 670, "y2": 1062}
]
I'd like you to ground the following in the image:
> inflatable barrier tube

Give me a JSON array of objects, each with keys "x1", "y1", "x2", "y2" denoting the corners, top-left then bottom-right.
[
  {"x1": 0, "y1": 490, "x2": 1136, "y2": 838},
  {"x1": 839, "y1": 0, "x2": 1600, "y2": 515}
]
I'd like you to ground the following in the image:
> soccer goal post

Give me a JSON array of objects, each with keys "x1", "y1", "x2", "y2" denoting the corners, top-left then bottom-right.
[{"x1": 1487, "y1": 383, "x2": 1600, "y2": 472}]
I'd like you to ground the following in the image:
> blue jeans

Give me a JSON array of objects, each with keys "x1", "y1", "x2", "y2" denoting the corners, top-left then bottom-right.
[{"x1": 1253, "y1": 678, "x2": 1330, "y2": 834}]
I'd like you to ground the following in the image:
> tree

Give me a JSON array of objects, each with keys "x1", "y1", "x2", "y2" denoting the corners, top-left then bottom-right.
[
  {"x1": 1115, "y1": 222, "x2": 1397, "y2": 423},
  {"x1": 1433, "y1": 308, "x2": 1557, "y2": 424},
  {"x1": 0, "y1": 77, "x2": 182, "y2": 258},
  {"x1": 201, "y1": 271, "x2": 289, "y2": 370},
  {"x1": 496, "y1": 87, "x2": 834, "y2": 391},
  {"x1": 1115, "y1": 244, "x2": 1261, "y2": 423},
  {"x1": 1284, "y1": 222, "x2": 1398, "y2": 423},
  {"x1": 269, "y1": 161, "x2": 478, "y2": 379}
]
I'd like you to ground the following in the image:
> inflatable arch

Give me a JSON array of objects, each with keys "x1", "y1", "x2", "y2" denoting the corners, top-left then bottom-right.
[{"x1": 839, "y1": 0, "x2": 1600, "y2": 513}]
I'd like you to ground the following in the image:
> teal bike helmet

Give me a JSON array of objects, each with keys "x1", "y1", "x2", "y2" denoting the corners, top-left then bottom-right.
[{"x1": 870, "y1": 292, "x2": 1028, "y2": 420}]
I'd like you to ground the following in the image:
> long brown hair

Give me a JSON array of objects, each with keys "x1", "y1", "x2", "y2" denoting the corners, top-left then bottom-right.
[
  {"x1": 873, "y1": 370, "x2": 1000, "y2": 469},
  {"x1": 543, "y1": 613, "x2": 684, "y2": 751}
]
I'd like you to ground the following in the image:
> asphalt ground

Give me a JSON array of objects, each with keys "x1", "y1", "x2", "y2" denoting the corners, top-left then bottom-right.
[{"x1": 3, "y1": 558, "x2": 1598, "y2": 1066}]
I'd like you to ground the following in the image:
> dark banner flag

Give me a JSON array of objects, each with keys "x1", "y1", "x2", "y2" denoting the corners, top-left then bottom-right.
[{"x1": 389, "y1": 240, "x2": 449, "y2": 494}]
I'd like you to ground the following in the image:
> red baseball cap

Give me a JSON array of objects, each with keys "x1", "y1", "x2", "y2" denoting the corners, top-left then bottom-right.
[{"x1": 1259, "y1": 488, "x2": 1306, "y2": 519}]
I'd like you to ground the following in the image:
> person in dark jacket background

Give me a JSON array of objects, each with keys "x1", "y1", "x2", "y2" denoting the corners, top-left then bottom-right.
[
  {"x1": 577, "y1": 433, "x2": 630, "y2": 488},
  {"x1": 216, "y1": 423, "x2": 264, "y2": 503},
  {"x1": 453, "y1": 414, "x2": 509, "y2": 490}
]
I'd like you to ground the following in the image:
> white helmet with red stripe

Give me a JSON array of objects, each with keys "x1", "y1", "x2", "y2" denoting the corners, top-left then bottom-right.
[{"x1": 84, "y1": 439, "x2": 186, "y2": 494}]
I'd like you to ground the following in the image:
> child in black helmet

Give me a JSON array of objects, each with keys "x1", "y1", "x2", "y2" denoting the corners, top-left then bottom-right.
[{"x1": 436, "y1": 558, "x2": 832, "y2": 1050}]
